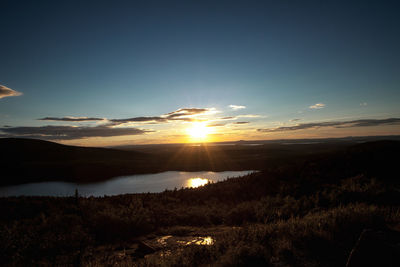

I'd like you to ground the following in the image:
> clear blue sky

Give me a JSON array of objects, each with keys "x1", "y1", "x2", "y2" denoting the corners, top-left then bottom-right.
[{"x1": 1, "y1": 0, "x2": 399, "y2": 145}]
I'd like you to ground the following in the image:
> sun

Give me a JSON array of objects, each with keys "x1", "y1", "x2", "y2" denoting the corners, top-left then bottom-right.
[{"x1": 186, "y1": 122, "x2": 211, "y2": 141}]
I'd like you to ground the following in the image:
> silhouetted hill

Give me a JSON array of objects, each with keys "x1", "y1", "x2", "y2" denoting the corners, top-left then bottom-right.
[
  {"x1": 0, "y1": 138, "x2": 152, "y2": 185},
  {"x1": 1, "y1": 137, "x2": 399, "y2": 186},
  {"x1": 0, "y1": 138, "x2": 146, "y2": 162},
  {"x1": 300, "y1": 140, "x2": 400, "y2": 184}
]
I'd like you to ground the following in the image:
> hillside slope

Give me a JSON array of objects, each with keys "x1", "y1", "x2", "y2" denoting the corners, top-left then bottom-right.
[{"x1": 0, "y1": 138, "x2": 151, "y2": 185}]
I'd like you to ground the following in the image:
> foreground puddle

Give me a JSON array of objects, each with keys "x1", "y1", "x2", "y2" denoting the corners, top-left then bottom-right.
[
  {"x1": 155, "y1": 235, "x2": 215, "y2": 247},
  {"x1": 184, "y1": 236, "x2": 214, "y2": 245},
  {"x1": 98, "y1": 228, "x2": 236, "y2": 262}
]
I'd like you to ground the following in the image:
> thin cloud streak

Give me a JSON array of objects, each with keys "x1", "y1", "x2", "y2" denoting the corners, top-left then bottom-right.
[
  {"x1": 229, "y1": 105, "x2": 246, "y2": 110},
  {"x1": 0, "y1": 85, "x2": 22, "y2": 99},
  {"x1": 257, "y1": 118, "x2": 400, "y2": 132},
  {"x1": 110, "y1": 116, "x2": 167, "y2": 123},
  {"x1": 237, "y1": 114, "x2": 261, "y2": 118},
  {"x1": 0, "y1": 125, "x2": 150, "y2": 140},
  {"x1": 218, "y1": 116, "x2": 236, "y2": 120},
  {"x1": 39, "y1": 116, "x2": 104, "y2": 122},
  {"x1": 208, "y1": 123, "x2": 226, "y2": 127},
  {"x1": 164, "y1": 108, "x2": 210, "y2": 116},
  {"x1": 309, "y1": 103, "x2": 325, "y2": 109},
  {"x1": 38, "y1": 107, "x2": 218, "y2": 125},
  {"x1": 210, "y1": 114, "x2": 261, "y2": 124}
]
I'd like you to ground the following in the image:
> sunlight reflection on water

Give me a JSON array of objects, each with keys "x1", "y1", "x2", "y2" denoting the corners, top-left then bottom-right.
[{"x1": 186, "y1": 177, "x2": 211, "y2": 188}]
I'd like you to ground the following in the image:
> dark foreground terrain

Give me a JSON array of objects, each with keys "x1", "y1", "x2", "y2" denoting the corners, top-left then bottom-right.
[{"x1": 0, "y1": 139, "x2": 399, "y2": 266}]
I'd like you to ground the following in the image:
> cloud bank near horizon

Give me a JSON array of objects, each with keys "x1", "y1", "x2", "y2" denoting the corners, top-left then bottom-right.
[
  {"x1": 0, "y1": 125, "x2": 150, "y2": 140},
  {"x1": 2, "y1": 106, "x2": 262, "y2": 141},
  {"x1": 258, "y1": 118, "x2": 400, "y2": 132},
  {"x1": 3, "y1": 107, "x2": 223, "y2": 141}
]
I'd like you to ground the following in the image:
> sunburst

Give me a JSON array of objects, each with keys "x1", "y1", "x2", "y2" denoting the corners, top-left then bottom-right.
[{"x1": 186, "y1": 122, "x2": 211, "y2": 141}]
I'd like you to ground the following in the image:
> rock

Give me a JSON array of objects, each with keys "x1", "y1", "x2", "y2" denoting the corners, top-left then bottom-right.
[{"x1": 135, "y1": 241, "x2": 156, "y2": 257}]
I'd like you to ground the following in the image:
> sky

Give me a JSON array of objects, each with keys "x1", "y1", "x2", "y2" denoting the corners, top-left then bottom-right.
[{"x1": 1, "y1": 0, "x2": 400, "y2": 146}]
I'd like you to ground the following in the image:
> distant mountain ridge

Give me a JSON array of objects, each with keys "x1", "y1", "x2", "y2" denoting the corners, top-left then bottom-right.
[
  {"x1": 0, "y1": 138, "x2": 146, "y2": 162},
  {"x1": 1, "y1": 137, "x2": 399, "y2": 186},
  {"x1": 111, "y1": 135, "x2": 400, "y2": 150}
]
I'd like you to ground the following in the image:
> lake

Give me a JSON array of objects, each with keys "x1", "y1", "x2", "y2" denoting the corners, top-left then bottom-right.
[{"x1": 0, "y1": 170, "x2": 254, "y2": 197}]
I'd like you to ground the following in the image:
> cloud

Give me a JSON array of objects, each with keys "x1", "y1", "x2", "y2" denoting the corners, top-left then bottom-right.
[
  {"x1": 290, "y1": 118, "x2": 301, "y2": 122},
  {"x1": 164, "y1": 108, "x2": 208, "y2": 117},
  {"x1": 210, "y1": 114, "x2": 261, "y2": 124},
  {"x1": 111, "y1": 108, "x2": 217, "y2": 124},
  {"x1": 237, "y1": 114, "x2": 261, "y2": 118},
  {"x1": 208, "y1": 120, "x2": 250, "y2": 127},
  {"x1": 257, "y1": 118, "x2": 400, "y2": 132},
  {"x1": 0, "y1": 85, "x2": 22, "y2": 99},
  {"x1": 0, "y1": 125, "x2": 150, "y2": 140},
  {"x1": 38, "y1": 107, "x2": 218, "y2": 126},
  {"x1": 163, "y1": 108, "x2": 218, "y2": 120},
  {"x1": 110, "y1": 116, "x2": 167, "y2": 123},
  {"x1": 229, "y1": 105, "x2": 246, "y2": 110},
  {"x1": 40, "y1": 116, "x2": 168, "y2": 124},
  {"x1": 309, "y1": 103, "x2": 325, "y2": 109},
  {"x1": 165, "y1": 108, "x2": 209, "y2": 115},
  {"x1": 360, "y1": 102, "x2": 368, "y2": 106},
  {"x1": 217, "y1": 116, "x2": 236, "y2": 120},
  {"x1": 208, "y1": 123, "x2": 226, "y2": 127},
  {"x1": 39, "y1": 116, "x2": 105, "y2": 122}
]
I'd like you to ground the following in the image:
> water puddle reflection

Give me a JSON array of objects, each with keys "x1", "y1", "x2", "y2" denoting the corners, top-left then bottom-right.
[
  {"x1": 156, "y1": 235, "x2": 215, "y2": 247},
  {"x1": 185, "y1": 236, "x2": 214, "y2": 245}
]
